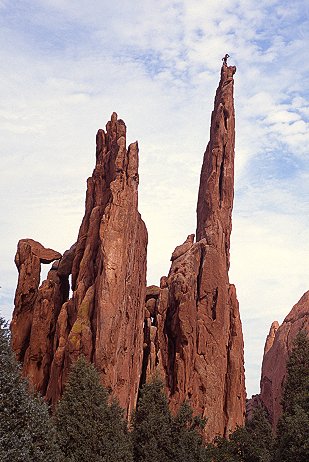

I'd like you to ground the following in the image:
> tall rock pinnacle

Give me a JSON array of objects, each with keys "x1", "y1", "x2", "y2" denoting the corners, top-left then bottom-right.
[
  {"x1": 141, "y1": 64, "x2": 246, "y2": 440},
  {"x1": 11, "y1": 113, "x2": 148, "y2": 418},
  {"x1": 196, "y1": 64, "x2": 236, "y2": 270}
]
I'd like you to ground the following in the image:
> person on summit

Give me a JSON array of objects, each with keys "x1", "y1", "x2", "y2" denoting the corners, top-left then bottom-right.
[{"x1": 222, "y1": 53, "x2": 230, "y2": 65}]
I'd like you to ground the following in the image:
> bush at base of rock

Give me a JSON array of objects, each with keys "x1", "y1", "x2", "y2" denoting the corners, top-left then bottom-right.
[
  {"x1": 54, "y1": 355, "x2": 133, "y2": 462},
  {"x1": 132, "y1": 377, "x2": 206, "y2": 462},
  {"x1": 0, "y1": 318, "x2": 62, "y2": 462},
  {"x1": 274, "y1": 331, "x2": 309, "y2": 462}
]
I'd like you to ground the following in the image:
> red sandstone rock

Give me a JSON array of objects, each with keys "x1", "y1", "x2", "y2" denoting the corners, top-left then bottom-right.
[
  {"x1": 171, "y1": 234, "x2": 194, "y2": 261},
  {"x1": 142, "y1": 286, "x2": 162, "y2": 383},
  {"x1": 11, "y1": 239, "x2": 61, "y2": 363},
  {"x1": 11, "y1": 67, "x2": 245, "y2": 438},
  {"x1": 141, "y1": 64, "x2": 245, "y2": 440},
  {"x1": 22, "y1": 265, "x2": 65, "y2": 395},
  {"x1": 264, "y1": 321, "x2": 279, "y2": 355},
  {"x1": 196, "y1": 65, "x2": 236, "y2": 271},
  {"x1": 259, "y1": 292, "x2": 309, "y2": 428},
  {"x1": 12, "y1": 114, "x2": 147, "y2": 418}
]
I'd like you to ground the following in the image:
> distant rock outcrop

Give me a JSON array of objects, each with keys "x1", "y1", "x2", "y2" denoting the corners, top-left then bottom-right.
[
  {"x1": 11, "y1": 65, "x2": 245, "y2": 440},
  {"x1": 141, "y1": 64, "x2": 246, "y2": 439},
  {"x1": 259, "y1": 292, "x2": 309, "y2": 428}
]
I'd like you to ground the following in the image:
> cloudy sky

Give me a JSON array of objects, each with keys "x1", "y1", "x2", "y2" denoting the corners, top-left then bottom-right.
[{"x1": 0, "y1": 0, "x2": 308, "y2": 397}]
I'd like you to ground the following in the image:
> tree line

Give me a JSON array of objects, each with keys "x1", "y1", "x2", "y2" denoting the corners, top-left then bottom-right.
[{"x1": 0, "y1": 317, "x2": 308, "y2": 461}]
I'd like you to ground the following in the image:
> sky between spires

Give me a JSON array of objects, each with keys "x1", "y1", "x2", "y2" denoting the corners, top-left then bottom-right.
[{"x1": 0, "y1": 0, "x2": 308, "y2": 397}]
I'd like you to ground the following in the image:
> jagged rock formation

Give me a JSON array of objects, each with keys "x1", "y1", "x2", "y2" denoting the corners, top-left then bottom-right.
[
  {"x1": 263, "y1": 321, "x2": 279, "y2": 355},
  {"x1": 11, "y1": 113, "x2": 148, "y2": 418},
  {"x1": 11, "y1": 65, "x2": 245, "y2": 440},
  {"x1": 259, "y1": 291, "x2": 309, "y2": 428},
  {"x1": 141, "y1": 64, "x2": 246, "y2": 439},
  {"x1": 11, "y1": 240, "x2": 62, "y2": 375}
]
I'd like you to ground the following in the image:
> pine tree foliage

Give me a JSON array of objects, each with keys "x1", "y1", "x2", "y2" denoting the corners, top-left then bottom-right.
[
  {"x1": 205, "y1": 435, "x2": 240, "y2": 462},
  {"x1": 172, "y1": 402, "x2": 207, "y2": 462},
  {"x1": 0, "y1": 317, "x2": 62, "y2": 462},
  {"x1": 233, "y1": 406, "x2": 273, "y2": 462},
  {"x1": 281, "y1": 330, "x2": 309, "y2": 415},
  {"x1": 132, "y1": 377, "x2": 207, "y2": 462},
  {"x1": 274, "y1": 330, "x2": 309, "y2": 462},
  {"x1": 132, "y1": 377, "x2": 174, "y2": 462},
  {"x1": 204, "y1": 406, "x2": 274, "y2": 462},
  {"x1": 54, "y1": 355, "x2": 132, "y2": 462}
]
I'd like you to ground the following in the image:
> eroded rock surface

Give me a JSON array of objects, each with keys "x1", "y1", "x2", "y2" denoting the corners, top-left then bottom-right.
[
  {"x1": 259, "y1": 292, "x2": 309, "y2": 428},
  {"x1": 11, "y1": 113, "x2": 147, "y2": 417},
  {"x1": 11, "y1": 65, "x2": 245, "y2": 440},
  {"x1": 11, "y1": 239, "x2": 61, "y2": 365},
  {"x1": 141, "y1": 64, "x2": 245, "y2": 440}
]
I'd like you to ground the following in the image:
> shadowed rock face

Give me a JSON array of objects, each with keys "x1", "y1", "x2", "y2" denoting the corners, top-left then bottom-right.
[
  {"x1": 259, "y1": 292, "x2": 309, "y2": 428},
  {"x1": 141, "y1": 65, "x2": 246, "y2": 440},
  {"x1": 11, "y1": 66, "x2": 245, "y2": 439},
  {"x1": 11, "y1": 113, "x2": 148, "y2": 418}
]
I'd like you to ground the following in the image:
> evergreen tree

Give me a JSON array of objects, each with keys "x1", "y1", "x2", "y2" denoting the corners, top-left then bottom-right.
[
  {"x1": 204, "y1": 435, "x2": 240, "y2": 462},
  {"x1": 274, "y1": 330, "x2": 309, "y2": 462},
  {"x1": 132, "y1": 377, "x2": 207, "y2": 462},
  {"x1": 280, "y1": 330, "x2": 309, "y2": 415},
  {"x1": 232, "y1": 406, "x2": 273, "y2": 462},
  {"x1": 204, "y1": 406, "x2": 273, "y2": 462},
  {"x1": 172, "y1": 402, "x2": 207, "y2": 462},
  {"x1": 131, "y1": 377, "x2": 174, "y2": 462},
  {"x1": 54, "y1": 355, "x2": 132, "y2": 462},
  {"x1": 0, "y1": 317, "x2": 62, "y2": 462}
]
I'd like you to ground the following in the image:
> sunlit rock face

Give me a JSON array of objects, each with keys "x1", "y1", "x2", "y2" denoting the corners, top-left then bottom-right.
[
  {"x1": 11, "y1": 113, "x2": 148, "y2": 418},
  {"x1": 259, "y1": 292, "x2": 309, "y2": 428},
  {"x1": 11, "y1": 65, "x2": 245, "y2": 440},
  {"x1": 141, "y1": 65, "x2": 246, "y2": 440}
]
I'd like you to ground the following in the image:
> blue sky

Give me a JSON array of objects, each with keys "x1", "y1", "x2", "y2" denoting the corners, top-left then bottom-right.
[{"x1": 0, "y1": 0, "x2": 308, "y2": 398}]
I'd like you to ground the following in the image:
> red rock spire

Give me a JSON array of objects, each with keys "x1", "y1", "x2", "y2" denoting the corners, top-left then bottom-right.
[
  {"x1": 11, "y1": 113, "x2": 147, "y2": 418},
  {"x1": 141, "y1": 64, "x2": 245, "y2": 440},
  {"x1": 196, "y1": 64, "x2": 236, "y2": 269}
]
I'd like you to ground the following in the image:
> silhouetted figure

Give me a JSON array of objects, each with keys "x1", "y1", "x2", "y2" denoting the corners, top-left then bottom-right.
[{"x1": 222, "y1": 54, "x2": 230, "y2": 65}]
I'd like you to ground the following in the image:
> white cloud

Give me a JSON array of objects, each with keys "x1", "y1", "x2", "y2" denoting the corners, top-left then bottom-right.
[{"x1": 0, "y1": 0, "x2": 308, "y2": 398}]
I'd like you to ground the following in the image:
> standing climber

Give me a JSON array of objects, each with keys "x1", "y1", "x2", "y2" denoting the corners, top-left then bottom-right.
[{"x1": 222, "y1": 54, "x2": 230, "y2": 65}]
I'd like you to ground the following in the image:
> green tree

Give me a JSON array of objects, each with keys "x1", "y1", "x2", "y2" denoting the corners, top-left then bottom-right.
[
  {"x1": 274, "y1": 330, "x2": 309, "y2": 462},
  {"x1": 204, "y1": 406, "x2": 273, "y2": 462},
  {"x1": 233, "y1": 406, "x2": 273, "y2": 462},
  {"x1": 204, "y1": 435, "x2": 240, "y2": 462},
  {"x1": 0, "y1": 317, "x2": 62, "y2": 462},
  {"x1": 280, "y1": 330, "x2": 309, "y2": 415},
  {"x1": 132, "y1": 377, "x2": 207, "y2": 462},
  {"x1": 54, "y1": 355, "x2": 132, "y2": 462},
  {"x1": 172, "y1": 402, "x2": 207, "y2": 462},
  {"x1": 131, "y1": 377, "x2": 174, "y2": 462}
]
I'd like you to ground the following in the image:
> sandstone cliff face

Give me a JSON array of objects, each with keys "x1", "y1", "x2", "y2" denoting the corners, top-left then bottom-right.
[
  {"x1": 141, "y1": 64, "x2": 246, "y2": 439},
  {"x1": 11, "y1": 113, "x2": 147, "y2": 417},
  {"x1": 11, "y1": 65, "x2": 245, "y2": 440},
  {"x1": 11, "y1": 240, "x2": 62, "y2": 368},
  {"x1": 259, "y1": 292, "x2": 309, "y2": 428}
]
